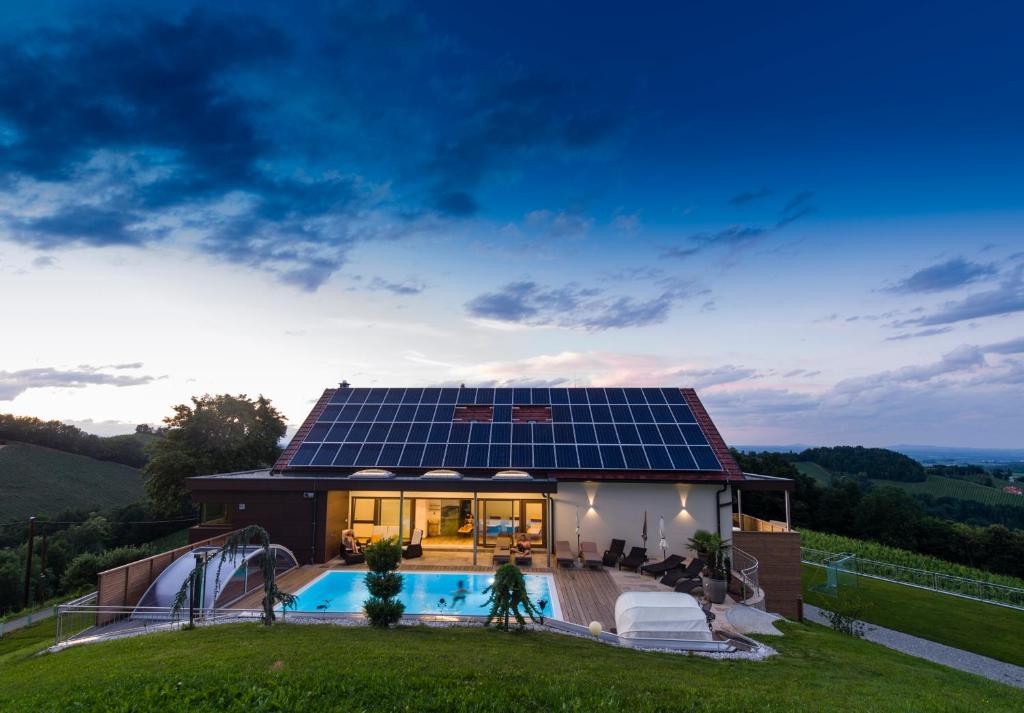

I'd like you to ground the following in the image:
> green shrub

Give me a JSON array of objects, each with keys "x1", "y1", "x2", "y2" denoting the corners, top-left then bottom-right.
[
  {"x1": 362, "y1": 538, "x2": 403, "y2": 627},
  {"x1": 483, "y1": 564, "x2": 541, "y2": 631},
  {"x1": 365, "y1": 572, "x2": 403, "y2": 599},
  {"x1": 61, "y1": 545, "x2": 152, "y2": 592},
  {"x1": 364, "y1": 538, "x2": 402, "y2": 573},
  {"x1": 363, "y1": 598, "x2": 405, "y2": 628}
]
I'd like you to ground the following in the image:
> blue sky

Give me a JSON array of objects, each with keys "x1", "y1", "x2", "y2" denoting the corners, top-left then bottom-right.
[{"x1": 0, "y1": 0, "x2": 1022, "y2": 447}]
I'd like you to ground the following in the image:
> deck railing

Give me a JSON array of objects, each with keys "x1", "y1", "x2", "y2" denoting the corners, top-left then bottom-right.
[
  {"x1": 733, "y1": 513, "x2": 790, "y2": 533},
  {"x1": 730, "y1": 546, "x2": 765, "y2": 610},
  {"x1": 801, "y1": 546, "x2": 1024, "y2": 611}
]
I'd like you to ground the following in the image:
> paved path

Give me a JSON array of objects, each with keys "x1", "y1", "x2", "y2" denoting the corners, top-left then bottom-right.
[
  {"x1": 0, "y1": 606, "x2": 54, "y2": 636},
  {"x1": 804, "y1": 604, "x2": 1024, "y2": 690}
]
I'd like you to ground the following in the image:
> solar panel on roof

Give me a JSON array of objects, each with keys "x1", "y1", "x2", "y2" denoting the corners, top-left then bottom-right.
[
  {"x1": 534, "y1": 444, "x2": 556, "y2": 468},
  {"x1": 291, "y1": 385, "x2": 724, "y2": 473}
]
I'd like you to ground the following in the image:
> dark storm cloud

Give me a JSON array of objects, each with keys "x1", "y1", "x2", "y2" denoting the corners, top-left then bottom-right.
[{"x1": 0, "y1": 3, "x2": 622, "y2": 286}]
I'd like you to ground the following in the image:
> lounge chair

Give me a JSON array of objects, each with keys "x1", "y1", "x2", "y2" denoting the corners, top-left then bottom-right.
[
  {"x1": 340, "y1": 529, "x2": 365, "y2": 565},
  {"x1": 641, "y1": 554, "x2": 685, "y2": 577},
  {"x1": 579, "y1": 541, "x2": 602, "y2": 569},
  {"x1": 403, "y1": 529, "x2": 424, "y2": 559},
  {"x1": 618, "y1": 547, "x2": 647, "y2": 572},
  {"x1": 602, "y1": 539, "x2": 625, "y2": 567},
  {"x1": 674, "y1": 578, "x2": 703, "y2": 595},
  {"x1": 493, "y1": 535, "x2": 512, "y2": 565},
  {"x1": 555, "y1": 540, "x2": 576, "y2": 568},
  {"x1": 659, "y1": 557, "x2": 705, "y2": 587}
]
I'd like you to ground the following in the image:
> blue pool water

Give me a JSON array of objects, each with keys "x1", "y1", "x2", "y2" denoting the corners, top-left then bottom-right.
[{"x1": 288, "y1": 570, "x2": 560, "y2": 619}]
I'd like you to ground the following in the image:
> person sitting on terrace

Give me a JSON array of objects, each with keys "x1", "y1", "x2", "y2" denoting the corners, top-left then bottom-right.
[
  {"x1": 343, "y1": 531, "x2": 362, "y2": 554},
  {"x1": 515, "y1": 533, "x2": 532, "y2": 553}
]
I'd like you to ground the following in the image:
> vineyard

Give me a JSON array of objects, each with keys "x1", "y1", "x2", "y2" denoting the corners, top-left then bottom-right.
[
  {"x1": 894, "y1": 475, "x2": 1024, "y2": 508},
  {"x1": 800, "y1": 529, "x2": 1024, "y2": 591}
]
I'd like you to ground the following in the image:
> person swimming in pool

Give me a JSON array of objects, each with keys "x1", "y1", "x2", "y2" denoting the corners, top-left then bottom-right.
[{"x1": 452, "y1": 580, "x2": 469, "y2": 606}]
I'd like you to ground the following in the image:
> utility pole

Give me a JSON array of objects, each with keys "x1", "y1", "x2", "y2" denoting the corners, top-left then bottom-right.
[
  {"x1": 23, "y1": 516, "x2": 35, "y2": 610},
  {"x1": 38, "y1": 532, "x2": 48, "y2": 601}
]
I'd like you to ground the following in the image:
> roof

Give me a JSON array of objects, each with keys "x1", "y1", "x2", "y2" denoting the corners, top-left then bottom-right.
[{"x1": 268, "y1": 385, "x2": 743, "y2": 483}]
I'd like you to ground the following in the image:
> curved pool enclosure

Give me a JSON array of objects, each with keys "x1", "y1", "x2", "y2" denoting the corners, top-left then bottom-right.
[{"x1": 132, "y1": 544, "x2": 298, "y2": 619}]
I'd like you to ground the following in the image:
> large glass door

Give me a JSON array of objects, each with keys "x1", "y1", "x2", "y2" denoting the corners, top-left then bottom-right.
[{"x1": 478, "y1": 499, "x2": 547, "y2": 547}]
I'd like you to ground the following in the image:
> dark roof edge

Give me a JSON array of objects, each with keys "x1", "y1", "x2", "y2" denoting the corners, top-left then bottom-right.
[
  {"x1": 273, "y1": 388, "x2": 337, "y2": 472},
  {"x1": 680, "y1": 388, "x2": 743, "y2": 480},
  {"x1": 737, "y1": 472, "x2": 795, "y2": 491}
]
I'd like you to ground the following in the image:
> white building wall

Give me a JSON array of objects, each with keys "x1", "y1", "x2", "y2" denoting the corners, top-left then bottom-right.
[{"x1": 552, "y1": 482, "x2": 733, "y2": 556}]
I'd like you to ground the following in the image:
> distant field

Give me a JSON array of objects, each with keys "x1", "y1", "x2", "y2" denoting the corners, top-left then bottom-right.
[
  {"x1": 795, "y1": 461, "x2": 834, "y2": 485},
  {"x1": 796, "y1": 461, "x2": 1024, "y2": 508},
  {"x1": 0, "y1": 442, "x2": 144, "y2": 521},
  {"x1": 894, "y1": 474, "x2": 1024, "y2": 507}
]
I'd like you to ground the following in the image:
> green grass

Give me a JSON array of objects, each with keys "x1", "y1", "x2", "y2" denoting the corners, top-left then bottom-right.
[
  {"x1": 0, "y1": 616, "x2": 56, "y2": 663},
  {"x1": 795, "y1": 461, "x2": 834, "y2": 485},
  {"x1": 0, "y1": 442, "x2": 144, "y2": 521},
  {"x1": 891, "y1": 474, "x2": 1024, "y2": 508},
  {"x1": 802, "y1": 564, "x2": 1024, "y2": 667},
  {"x1": 0, "y1": 622, "x2": 1019, "y2": 711}
]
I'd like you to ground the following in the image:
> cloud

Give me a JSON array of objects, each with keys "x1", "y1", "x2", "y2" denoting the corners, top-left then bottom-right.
[
  {"x1": 886, "y1": 257, "x2": 997, "y2": 294},
  {"x1": 663, "y1": 191, "x2": 816, "y2": 259},
  {"x1": 884, "y1": 326, "x2": 954, "y2": 341},
  {"x1": 31, "y1": 255, "x2": 57, "y2": 268},
  {"x1": 465, "y1": 279, "x2": 704, "y2": 330},
  {"x1": 524, "y1": 208, "x2": 594, "y2": 238},
  {"x1": 728, "y1": 187, "x2": 773, "y2": 206},
  {"x1": 0, "y1": 5, "x2": 623, "y2": 287},
  {"x1": 0, "y1": 364, "x2": 158, "y2": 401},
  {"x1": 365, "y1": 277, "x2": 426, "y2": 296},
  {"x1": 893, "y1": 265, "x2": 1024, "y2": 327},
  {"x1": 666, "y1": 365, "x2": 762, "y2": 389}
]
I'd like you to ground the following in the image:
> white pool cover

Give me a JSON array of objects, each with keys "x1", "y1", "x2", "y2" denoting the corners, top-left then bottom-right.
[{"x1": 614, "y1": 591, "x2": 713, "y2": 642}]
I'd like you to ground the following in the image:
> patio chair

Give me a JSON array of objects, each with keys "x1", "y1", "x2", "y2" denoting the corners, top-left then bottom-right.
[
  {"x1": 493, "y1": 535, "x2": 512, "y2": 565},
  {"x1": 602, "y1": 539, "x2": 625, "y2": 567},
  {"x1": 659, "y1": 557, "x2": 705, "y2": 587},
  {"x1": 641, "y1": 554, "x2": 685, "y2": 577},
  {"x1": 340, "y1": 529, "x2": 365, "y2": 565},
  {"x1": 618, "y1": 547, "x2": 648, "y2": 572},
  {"x1": 403, "y1": 529, "x2": 424, "y2": 560},
  {"x1": 555, "y1": 540, "x2": 576, "y2": 568},
  {"x1": 674, "y1": 578, "x2": 703, "y2": 595},
  {"x1": 579, "y1": 541, "x2": 602, "y2": 569}
]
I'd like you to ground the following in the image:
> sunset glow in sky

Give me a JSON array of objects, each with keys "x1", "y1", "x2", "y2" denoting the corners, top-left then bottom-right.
[{"x1": 1, "y1": 1, "x2": 1022, "y2": 447}]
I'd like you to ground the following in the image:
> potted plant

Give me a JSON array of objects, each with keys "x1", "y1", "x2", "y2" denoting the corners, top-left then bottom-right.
[{"x1": 687, "y1": 529, "x2": 730, "y2": 604}]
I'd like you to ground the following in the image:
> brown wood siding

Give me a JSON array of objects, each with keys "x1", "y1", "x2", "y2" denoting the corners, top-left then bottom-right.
[
  {"x1": 733, "y1": 530, "x2": 802, "y2": 620},
  {"x1": 194, "y1": 490, "x2": 321, "y2": 565}
]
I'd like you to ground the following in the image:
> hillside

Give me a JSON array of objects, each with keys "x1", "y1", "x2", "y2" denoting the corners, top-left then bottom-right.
[
  {"x1": 0, "y1": 442, "x2": 145, "y2": 521},
  {"x1": 1, "y1": 623, "x2": 1020, "y2": 711}
]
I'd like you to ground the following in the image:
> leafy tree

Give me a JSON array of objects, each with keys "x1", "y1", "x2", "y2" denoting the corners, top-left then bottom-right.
[
  {"x1": 483, "y1": 564, "x2": 542, "y2": 631},
  {"x1": 143, "y1": 394, "x2": 286, "y2": 515},
  {"x1": 799, "y1": 446, "x2": 926, "y2": 482},
  {"x1": 61, "y1": 545, "x2": 152, "y2": 592}
]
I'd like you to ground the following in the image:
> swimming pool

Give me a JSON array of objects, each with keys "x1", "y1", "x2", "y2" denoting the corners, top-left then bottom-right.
[{"x1": 287, "y1": 570, "x2": 561, "y2": 619}]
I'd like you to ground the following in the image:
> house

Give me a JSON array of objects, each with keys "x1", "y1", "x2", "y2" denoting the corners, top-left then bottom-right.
[{"x1": 185, "y1": 384, "x2": 802, "y2": 617}]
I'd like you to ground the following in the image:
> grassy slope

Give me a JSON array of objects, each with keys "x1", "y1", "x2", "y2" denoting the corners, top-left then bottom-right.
[
  {"x1": 147, "y1": 527, "x2": 191, "y2": 552},
  {"x1": 802, "y1": 564, "x2": 1024, "y2": 667},
  {"x1": 0, "y1": 622, "x2": 1019, "y2": 712},
  {"x1": 894, "y1": 475, "x2": 1024, "y2": 508},
  {"x1": 795, "y1": 461, "x2": 1023, "y2": 508},
  {"x1": 794, "y1": 461, "x2": 833, "y2": 485},
  {"x1": 0, "y1": 442, "x2": 144, "y2": 520}
]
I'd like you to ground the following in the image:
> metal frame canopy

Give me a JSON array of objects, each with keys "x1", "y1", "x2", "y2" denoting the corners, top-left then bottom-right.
[{"x1": 276, "y1": 386, "x2": 738, "y2": 478}]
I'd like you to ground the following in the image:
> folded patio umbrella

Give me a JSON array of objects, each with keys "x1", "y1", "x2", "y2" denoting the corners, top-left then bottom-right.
[
  {"x1": 642, "y1": 511, "x2": 648, "y2": 548},
  {"x1": 658, "y1": 516, "x2": 667, "y2": 561}
]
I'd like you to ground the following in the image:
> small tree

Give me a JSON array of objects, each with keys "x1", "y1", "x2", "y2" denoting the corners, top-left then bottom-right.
[
  {"x1": 483, "y1": 564, "x2": 542, "y2": 631},
  {"x1": 363, "y1": 538, "x2": 404, "y2": 627},
  {"x1": 687, "y1": 529, "x2": 729, "y2": 580},
  {"x1": 172, "y1": 525, "x2": 295, "y2": 626}
]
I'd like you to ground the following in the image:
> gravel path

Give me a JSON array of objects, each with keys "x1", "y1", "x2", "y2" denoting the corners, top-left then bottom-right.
[
  {"x1": 804, "y1": 604, "x2": 1024, "y2": 689},
  {"x1": 1, "y1": 606, "x2": 54, "y2": 635}
]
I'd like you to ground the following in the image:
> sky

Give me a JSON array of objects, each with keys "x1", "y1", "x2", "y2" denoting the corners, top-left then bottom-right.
[{"x1": 0, "y1": 0, "x2": 1022, "y2": 448}]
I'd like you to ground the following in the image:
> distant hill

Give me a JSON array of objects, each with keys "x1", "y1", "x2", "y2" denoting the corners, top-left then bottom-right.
[{"x1": 0, "y1": 442, "x2": 145, "y2": 521}]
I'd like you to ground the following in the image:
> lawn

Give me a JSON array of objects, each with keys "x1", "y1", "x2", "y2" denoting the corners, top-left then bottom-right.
[
  {"x1": 0, "y1": 621, "x2": 1019, "y2": 711},
  {"x1": 802, "y1": 564, "x2": 1024, "y2": 667},
  {"x1": 795, "y1": 461, "x2": 833, "y2": 485},
  {"x1": 0, "y1": 442, "x2": 144, "y2": 521}
]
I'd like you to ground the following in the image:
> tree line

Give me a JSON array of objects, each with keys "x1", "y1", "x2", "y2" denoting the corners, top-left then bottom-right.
[
  {"x1": 734, "y1": 450, "x2": 1024, "y2": 580},
  {"x1": 0, "y1": 414, "x2": 155, "y2": 468},
  {"x1": 798, "y1": 445, "x2": 926, "y2": 482}
]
